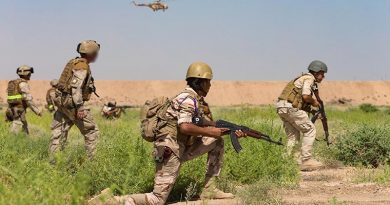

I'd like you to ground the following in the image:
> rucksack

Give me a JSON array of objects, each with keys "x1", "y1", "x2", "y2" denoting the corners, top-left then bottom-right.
[
  {"x1": 140, "y1": 90, "x2": 198, "y2": 142},
  {"x1": 140, "y1": 96, "x2": 171, "y2": 142}
]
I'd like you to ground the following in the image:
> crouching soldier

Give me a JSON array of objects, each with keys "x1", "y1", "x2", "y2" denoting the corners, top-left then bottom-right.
[
  {"x1": 49, "y1": 40, "x2": 100, "y2": 160},
  {"x1": 89, "y1": 62, "x2": 246, "y2": 205},
  {"x1": 6, "y1": 65, "x2": 42, "y2": 134},
  {"x1": 276, "y1": 60, "x2": 328, "y2": 171}
]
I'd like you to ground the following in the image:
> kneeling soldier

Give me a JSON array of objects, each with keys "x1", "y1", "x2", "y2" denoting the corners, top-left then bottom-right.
[
  {"x1": 89, "y1": 62, "x2": 245, "y2": 205},
  {"x1": 6, "y1": 65, "x2": 41, "y2": 134},
  {"x1": 276, "y1": 60, "x2": 328, "y2": 171}
]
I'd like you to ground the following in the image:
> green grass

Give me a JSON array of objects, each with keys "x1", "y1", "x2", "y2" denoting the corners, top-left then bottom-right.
[{"x1": 0, "y1": 106, "x2": 390, "y2": 204}]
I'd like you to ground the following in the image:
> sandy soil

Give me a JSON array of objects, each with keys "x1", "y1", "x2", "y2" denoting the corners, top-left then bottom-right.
[
  {"x1": 1, "y1": 80, "x2": 390, "y2": 106},
  {"x1": 170, "y1": 167, "x2": 390, "y2": 205}
]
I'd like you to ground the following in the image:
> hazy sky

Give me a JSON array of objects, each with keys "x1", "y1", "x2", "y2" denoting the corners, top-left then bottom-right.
[{"x1": 1, "y1": 0, "x2": 389, "y2": 80}]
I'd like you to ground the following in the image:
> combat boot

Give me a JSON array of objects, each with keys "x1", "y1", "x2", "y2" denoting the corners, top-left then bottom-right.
[
  {"x1": 300, "y1": 158, "x2": 323, "y2": 171},
  {"x1": 200, "y1": 177, "x2": 235, "y2": 200},
  {"x1": 88, "y1": 188, "x2": 115, "y2": 205}
]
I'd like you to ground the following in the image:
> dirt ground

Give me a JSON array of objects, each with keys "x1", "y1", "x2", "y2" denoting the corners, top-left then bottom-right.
[
  {"x1": 1, "y1": 80, "x2": 390, "y2": 106},
  {"x1": 170, "y1": 167, "x2": 390, "y2": 205}
]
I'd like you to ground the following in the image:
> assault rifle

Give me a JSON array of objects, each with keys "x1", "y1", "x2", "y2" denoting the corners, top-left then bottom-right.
[
  {"x1": 310, "y1": 84, "x2": 331, "y2": 146},
  {"x1": 193, "y1": 118, "x2": 283, "y2": 153},
  {"x1": 117, "y1": 105, "x2": 136, "y2": 114}
]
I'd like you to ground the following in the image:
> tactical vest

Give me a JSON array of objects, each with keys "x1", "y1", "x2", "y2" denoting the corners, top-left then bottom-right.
[
  {"x1": 278, "y1": 74, "x2": 313, "y2": 110},
  {"x1": 57, "y1": 58, "x2": 93, "y2": 101},
  {"x1": 7, "y1": 79, "x2": 27, "y2": 107}
]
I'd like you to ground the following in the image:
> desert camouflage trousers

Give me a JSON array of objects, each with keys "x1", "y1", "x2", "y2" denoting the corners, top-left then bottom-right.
[
  {"x1": 277, "y1": 107, "x2": 316, "y2": 161},
  {"x1": 49, "y1": 107, "x2": 99, "y2": 159},
  {"x1": 110, "y1": 136, "x2": 224, "y2": 205},
  {"x1": 9, "y1": 108, "x2": 29, "y2": 134}
]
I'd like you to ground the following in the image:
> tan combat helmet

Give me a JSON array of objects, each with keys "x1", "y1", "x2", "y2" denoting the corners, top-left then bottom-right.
[
  {"x1": 77, "y1": 40, "x2": 100, "y2": 55},
  {"x1": 50, "y1": 79, "x2": 59, "y2": 87},
  {"x1": 17, "y1": 65, "x2": 34, "y2": 76},
  {"x1": 186, "y1": 62, "x2": 213, "y2": 80}
]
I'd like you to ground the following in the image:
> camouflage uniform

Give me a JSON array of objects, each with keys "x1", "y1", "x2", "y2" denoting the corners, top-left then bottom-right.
[
  {"x1": 46, "y1": 87, "x2": 57, "y2": 112},
  {"x1": 108, "y1": 87, "x2": 225, "y2": 205},
  {"x1": 101, "y1": 104, "x2": 122, "y2": 119},
  {"x1": 49, "y1": 57, "x2": 99, "y2": 159},
  {"x1": 6, "y1": 78, "x2": 41, "y2": 134},
  {"x1": 276, "y1": 73, "x2": 317, "y2": 161}
]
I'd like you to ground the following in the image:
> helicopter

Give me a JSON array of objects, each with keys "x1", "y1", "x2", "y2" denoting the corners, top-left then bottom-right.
[{"x1": 132, "y1": 0, "x2": 169, "y2": 12}]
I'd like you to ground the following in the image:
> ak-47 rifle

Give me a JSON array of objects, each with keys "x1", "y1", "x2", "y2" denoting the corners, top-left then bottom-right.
[
  {"x1": 193, "y1": 118, "x2": 283, "y2": 153},
  {"x1": 116, "y1": 105, "x2": 136, "y2": 114},
  {"x1": 310, "y1": 84, "x2": 331, "y2": 146}
]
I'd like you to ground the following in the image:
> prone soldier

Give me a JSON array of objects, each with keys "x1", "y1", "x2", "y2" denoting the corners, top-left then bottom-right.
[{"x1": 101, "y1": 101, "x2": 122, "y2": 119}]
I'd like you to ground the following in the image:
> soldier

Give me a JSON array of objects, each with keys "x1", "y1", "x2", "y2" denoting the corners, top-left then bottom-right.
[
  {"x1": 5, "y1": 65, "x2": 42, "y2": 134},
  {"x1": 49, "y1": 40, "x2": 100, "y2": 160},
  {"x1": 46, "y1": 79, "x2": 59, "y2": 112},
  {"x1": 89, "y1": 62, "x2": 246, "y2": 205},
  {"x1": 276, "y1": 60, "x2": 328, "y2": 171},
  {"x1": 101, "y1": 101, "x2": 122, "y2": 119}
]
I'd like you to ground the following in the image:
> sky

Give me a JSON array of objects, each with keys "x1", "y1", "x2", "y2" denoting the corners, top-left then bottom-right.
[{"x1": 1, "y1": 0, "x2": 389, "y2": 80}]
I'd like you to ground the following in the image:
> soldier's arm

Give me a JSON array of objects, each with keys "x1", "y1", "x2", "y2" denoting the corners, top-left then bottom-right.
[
  {"x1": 19, "y1": 82, "x2": 41, "y2": 115},
  {"x1": 302, "y1": 78, "x2": 320, "y2": 107},
  {"x1": 70, "y1": 69, "x2": 88, "y2": 110},
  {"x1": 176, "y1": 96, "x2": 225, "y2": 138}
]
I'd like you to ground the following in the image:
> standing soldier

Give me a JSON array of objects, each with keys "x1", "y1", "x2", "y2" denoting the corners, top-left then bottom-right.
[
  {"x1": 46, "y1": 79, "x2": 59, "y2": 112},
  {"x1": 6, "y1": 65, "x2": 41, "y2": 134},
  {"x1": 89, "y1": 62, "x2": 245, "y2": 205},
  {"x1": 49, "y1": 40, "x2": 100, "y2": 160},
  {"x1": 276, "y1": 60, "x2": 328, "y2": 171}
]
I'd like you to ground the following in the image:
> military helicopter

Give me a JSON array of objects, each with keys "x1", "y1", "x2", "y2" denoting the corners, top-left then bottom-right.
[{"x1": 132, "y1": 0, "x2": 169, "y2": 12}]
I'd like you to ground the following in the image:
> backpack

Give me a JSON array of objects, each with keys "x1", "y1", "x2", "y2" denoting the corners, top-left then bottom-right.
[
  {"x1": 140, "y1": 90, "x2": 199, "y2": 142},
  {"x1": 140, "y1": 96, "x2": 171, "y2": 142}
]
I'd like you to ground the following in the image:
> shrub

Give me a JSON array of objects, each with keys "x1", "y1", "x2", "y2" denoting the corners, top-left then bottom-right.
[
  {"x1": 335, "y1": 125, "x2": 390, "y2": 167},
  {"x1": 359, "y1": 103, "x2": 379, "y2": 113}
]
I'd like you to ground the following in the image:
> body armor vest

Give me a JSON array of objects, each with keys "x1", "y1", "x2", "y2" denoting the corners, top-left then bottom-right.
[
  {"x1": 7, "y1": 79, "x2": 27, "y2": 107},
  {"x1": 278, "y1": 74, "x2": 313, "y2": 110},
  {"x1": 57, "y1": 58, "x2": 93, "y2": 101}
]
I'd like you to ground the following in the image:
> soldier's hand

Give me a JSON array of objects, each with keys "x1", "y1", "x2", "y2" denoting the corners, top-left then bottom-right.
[
  {"x1": 207, "y1": 127, "x2": 229, "y2": 138},
  {"x1": 76, "y1": 109, "x2": 87, "y2": 120},
  {"x1": 235, "y1": 130, "x2": 247, "y2": 138},
  {"x1": 312, "y1": 100, "x2": 320, "y2": 108}
]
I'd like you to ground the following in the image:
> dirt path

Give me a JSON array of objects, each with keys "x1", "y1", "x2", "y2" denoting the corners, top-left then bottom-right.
[
  {"x1": 171, "y1": 167, "x2": 390, "y2": 205},
  {"x1": 281, "y1": 167, "x2": 390, "y2": 205}
]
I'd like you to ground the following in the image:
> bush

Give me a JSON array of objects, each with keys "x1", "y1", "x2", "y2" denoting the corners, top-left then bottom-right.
[
  {"x1": 359, "y1": 103, "x2": 379, "y2": 113},
  {"x1": 335, "y1": 125, "x2": 390, "y2": 167}
]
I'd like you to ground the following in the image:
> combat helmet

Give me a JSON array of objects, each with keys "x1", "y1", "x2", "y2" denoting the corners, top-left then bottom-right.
[
  {"x1": 77, "y1": 40, "x2": 100, "y2": 55},
  {"x1": 50, "y1": 79, "x2": 59, "y2": 87},
  {"x1": 17, "y1": 65, "x2": 34, "y2": 76},
  {"x1": 308, "y1": 60, "x2": 328, "y2": 73},
  {"x1": 186, "y1": 62, "x2": 213, "y2": 80}
]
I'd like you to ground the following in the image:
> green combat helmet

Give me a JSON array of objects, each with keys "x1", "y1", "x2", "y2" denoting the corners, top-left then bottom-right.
[
  {"x1": 77, "y1": 40, "x2": 100, "y2": 55},
  {"x1": 308, "y1": 60, "x2": 328, "y2": 73},
  {"x1": 186, "y1": 62, "x2": 213, "y2": 80},
  {"x1": 17, "y1": 65, "x2": 34, "y2": 76}
]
